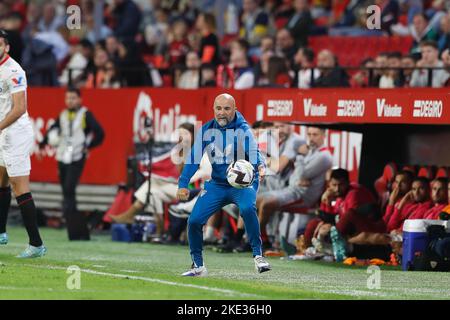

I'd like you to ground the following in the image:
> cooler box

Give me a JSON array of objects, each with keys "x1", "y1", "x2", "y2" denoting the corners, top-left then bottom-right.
[
  {"x1": 111, "y1": 224, "x2": 131, "y2": 242},
  {"x1": 402, "y1": 219, "x2": 449, "y2": 271}
]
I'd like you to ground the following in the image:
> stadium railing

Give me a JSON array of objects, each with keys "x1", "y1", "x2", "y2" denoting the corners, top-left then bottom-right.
[{"x1": 62, "y1": 66, "x2": 450, "y2": 88}]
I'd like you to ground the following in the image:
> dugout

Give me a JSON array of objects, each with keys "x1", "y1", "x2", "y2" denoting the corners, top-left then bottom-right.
[{"x1": 304, "y1": 122, "x2": 450, "y2": 192}]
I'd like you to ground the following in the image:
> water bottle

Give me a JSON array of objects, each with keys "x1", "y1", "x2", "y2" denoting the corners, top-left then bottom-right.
[{"x1": 330, "y1": 226, "x2": 347, "y2": 262}]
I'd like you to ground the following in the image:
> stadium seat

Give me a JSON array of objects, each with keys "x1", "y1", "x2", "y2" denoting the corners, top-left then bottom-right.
[
  {"x1": 309, "y1": 36, "x2": 413, "y2": 67},
  {"x1": 417, "y1": 166, "x2": 437, "y2": 180},
  {"x1": 402, "y1": 165, "x2": 418, "y2": 176},
  {"x1": 435, "y1": 167, "x2": 449, "y2": 179},
  {"x1": 374, "y1": 162, "x2": 397, "y2": 206}
]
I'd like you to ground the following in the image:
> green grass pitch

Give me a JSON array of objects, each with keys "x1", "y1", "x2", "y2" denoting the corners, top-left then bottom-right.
[{"x1": 0, "y1": 226, "x2": 449, "y2": 300}]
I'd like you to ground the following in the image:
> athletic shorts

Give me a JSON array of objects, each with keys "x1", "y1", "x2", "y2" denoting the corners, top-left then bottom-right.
[
  {"x1": 134, "y1": 177, "x2": 178, "y2": 213},
  {"x1": 0, "y1": 124, "x2": 34, "y2": 177}
]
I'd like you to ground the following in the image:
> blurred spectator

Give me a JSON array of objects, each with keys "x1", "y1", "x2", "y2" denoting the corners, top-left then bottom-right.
[
  {"x1": 229, "y1": 47, "x2": 255, "y2": 89},
  {"x1": 377, "y1": 0, "x2": 399, "y2": 34},
  {"x1": 167, "y1": 19, "x2": 190, "y2": 67},
  {"x1": 313, "y1": 49, "x2": 349, "y2": 87},
  {"x1": 100, "y1": 60, "x2": 121, "y2": 88},
  {"x1": 228, "y1": 38, "x2": 252, "y2": 66},
  {"x1": 267, "y1": 55, "x2": 292, "y2": 87},
  {"x1": 143, "y1": 8, "x2": 169, "y2": 57},
  {"x1": 200, "y1": 63, "x2": 217, "y2": 87},
  {"x1": 275, "y1": 28, "x2": 297, "y2": 67},
  {"x1": 59, "y1": 39, "x2": 93, "y2": 86},
  {"x1": 85, "y1": 46, "x2": 109, "y2": 88},
  {"x1": 258, "y1": 35, "x2": 275, "y2": 55},
  {"x1": 0, "y1": 11, "x2": 24, "y2": 63},
  {"x1": 37, "y1": 2, "x2": 64, "y2": 32},
  {"x1": 187, "y1": 30, "x2": 201, "y2": 53},
  {"x1": 410, "y1": 40, "x2": 449, "y2": 87},
  {"x1": 442, "y1": 49, "x2": 450, "y2": 85},
  {"x1": 177, "y1": 51, "x2": 201, "y2": 89},
  {"x1": 22, "y1": 2, "x2": 41, "y2": 42},
  {"x1": 240, "y1": 0, "x2": 270, "y2": 51},
  {"x1": 116, "y1": 40, "x2": 155, "y2": 87},
  {"x1": 437, "y1": 13, "x2": 450, "y2": 52},
  {"x1": 84, "y1": 14, "x2": 113, "y2": 44},
  {"x1": 379, "y1": 52, "x2": 403, "y2": 88},
  {"x1": 310, "y1": 0, "x2": 330, "y2": 19},
  {"x1": 34, "y1": 26, "x2": 70, "y2": 64},
  {"x1": 286, "y1": 0, "x2": 312, "y2": 49},
  {"x1": 409, "y1": 13, "x2": 439, "y2": 57},
  {"x1": 110, "y1": 0, "x2": 142, "y2": 41},
  {"x1": 293, "y1": 47, "x2": 320, "y2": 89},
  {"x1": 105, "y1": 35, "x2": 120, "y2": 64},
  {"x1": 425, "y1": 0, "x2": 448, "y2": 32},
  {"x1": 401, "y1": 54, "x2": 417, "y2": 87},
  {"x1": 196, "y1": 12, "x2": 221, "y2": 66},
  {"x1": 270, "y1": 0, "x2": 295, "y2": 30},
  {"x1": 350, "y1": 58, "x2": 374, "y2": 88},
  {"x1": 254, "y1": 49, "x2": 274, "y2": 86},
  {"x1": 371, "y1": 52, "x2": 389, "y2": 87},
  {"x1": 22, "y1": 35, "x2": 58, "y2": 86}
]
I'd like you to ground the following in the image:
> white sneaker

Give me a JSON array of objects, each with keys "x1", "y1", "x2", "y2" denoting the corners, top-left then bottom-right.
[
  {"x1": 181, "y1": 264, "x2": 208, "y2": 277},
  {"x1": 254, "y1": 255, "x2": 271, "y2": 273}
]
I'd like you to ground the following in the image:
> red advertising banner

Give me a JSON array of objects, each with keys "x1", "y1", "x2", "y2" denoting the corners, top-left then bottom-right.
[
  {"x1": 28, "y1": 89, "x2": 207, "y2": 185},
  {"x1": 27, "y1": 88, "x2": 449, "y2": 185}
]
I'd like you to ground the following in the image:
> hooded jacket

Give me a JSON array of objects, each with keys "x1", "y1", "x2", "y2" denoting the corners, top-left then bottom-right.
[{"x1": 178, "y1": 111, "x2": 265, "y2": 188}]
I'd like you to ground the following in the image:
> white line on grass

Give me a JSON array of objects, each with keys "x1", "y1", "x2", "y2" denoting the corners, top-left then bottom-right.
[{"x1": 21, "y1": 264, "x2": 262, "y2": 298}]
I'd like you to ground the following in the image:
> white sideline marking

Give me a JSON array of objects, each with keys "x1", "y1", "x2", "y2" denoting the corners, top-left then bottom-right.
[
  {"x1": 23, "y1": 264, "x2": 261, "y2": 298},
  {"x1": 120, "y1": 269, "x2": 139, "y2": 273}
]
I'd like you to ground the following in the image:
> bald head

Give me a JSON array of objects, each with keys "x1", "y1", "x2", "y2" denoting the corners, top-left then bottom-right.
[
  {"x1": 214, "y1": 93, "x2": 237, "y2": 127},
  {"x1": 317, "y1": 49, "x2": 336, "y2": 68}
]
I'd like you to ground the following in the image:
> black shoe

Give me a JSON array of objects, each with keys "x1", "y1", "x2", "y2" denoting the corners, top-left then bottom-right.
[
  {"x1": 262, "y1": 241, "x2": 273, "y2": 252},
  {"x1": 280, "y1": 236, "x2": 297, "y2": 256},
  {"x1": 212, "y1": 243, "x2": 234, "y2": 253},
  {"x1": 233, "y1": 242, "x2": 252, "y2": 253}
]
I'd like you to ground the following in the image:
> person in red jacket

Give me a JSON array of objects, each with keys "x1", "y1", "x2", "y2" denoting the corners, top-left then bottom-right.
[
  {"x1": 386, "y1": 177, "x2": 433, "y2": 231},
  {"x1": 423, "y1": 178, "x2": 448, "y2": 219},
  {"x1": 320, "y1": 168, "x2": 386, "y2": 237},
  {"x1": 383, "y1": 170, "x2": 414, "y2": 225}
]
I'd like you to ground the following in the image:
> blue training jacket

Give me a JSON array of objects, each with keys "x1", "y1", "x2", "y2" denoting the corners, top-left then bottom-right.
[{"x1": 178, "y1": 111, "x2": 265, "y2": 188}]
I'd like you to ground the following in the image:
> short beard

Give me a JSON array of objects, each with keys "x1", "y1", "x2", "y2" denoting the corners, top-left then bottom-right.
[{"x1": 217, "y1": 119, "x2": 228, "y2": 127}]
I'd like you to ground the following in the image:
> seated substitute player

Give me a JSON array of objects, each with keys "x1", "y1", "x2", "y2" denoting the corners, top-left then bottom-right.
[
  {"x1": 257, "y1": 126, "x2": 333, "y2": 249},
  {"x1": 0, "y1": 30, "x2": 46, "y2": 257},
  {"x1": 176, "y1": 93, "x2": 271, "y2": 276}
]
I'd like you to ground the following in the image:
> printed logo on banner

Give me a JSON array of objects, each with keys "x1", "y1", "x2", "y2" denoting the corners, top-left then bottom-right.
[
  {"x1": 376, "y1": 98, "x2": 402, "y2": 117},
  {"x1": 267, "y1": 100, "x2": 293, "y2": 117},
  {"x1": 303, "y1": 98, "x2": 327, "y2": 117},
  {"x1": 337, "y1": 100, "x2": 365, "y2": 117},
  {"x1": 133, "y1": 91, "x2": 197, "y2": 142},
  {"x1": 413, "y1": 100, "x2": 443, "y2": 118}
]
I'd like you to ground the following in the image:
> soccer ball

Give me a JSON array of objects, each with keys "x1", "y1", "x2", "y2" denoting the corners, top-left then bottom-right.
[{"x1": 226, "y1": 160, "x2": 255, "y2": 188}]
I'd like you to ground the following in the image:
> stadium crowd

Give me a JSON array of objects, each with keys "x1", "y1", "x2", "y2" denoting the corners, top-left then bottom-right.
[{"x1": 0, "y1": 0, "x2": 450, "y2": 88}]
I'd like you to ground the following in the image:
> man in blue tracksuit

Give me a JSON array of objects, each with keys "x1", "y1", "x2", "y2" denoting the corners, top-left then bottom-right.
[{"x1": 177, "y1": 93, "x2": 271, "y2": 276}]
